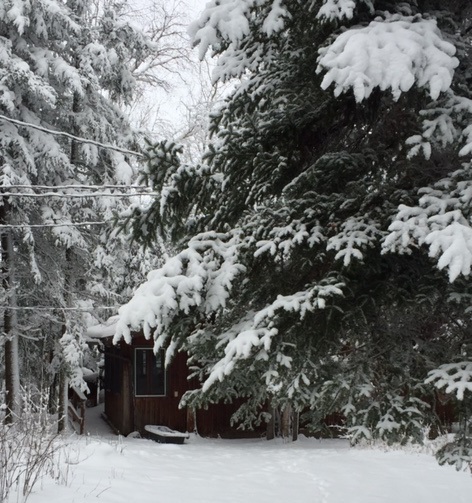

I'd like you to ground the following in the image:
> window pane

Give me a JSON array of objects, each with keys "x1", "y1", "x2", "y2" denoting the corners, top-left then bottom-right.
[
  {"x1": 135, "y1": 349, "x2": 148, "y2": 395},
  {"x1": 135, "y1": 349, "x2": 166, "y2": 396}
]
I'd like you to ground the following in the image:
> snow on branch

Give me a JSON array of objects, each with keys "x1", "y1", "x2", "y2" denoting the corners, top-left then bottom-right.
[
  {"x1": 316, "y1": 0, "x2": 374, "y2": 21},
  {"x1": 405, "y1": 94, "x2": 472, "y2": 160},
  {"x1": 254, "y1": 220, "x2": 324, "y2": 260},
  {"x1": 189, "y1": 0, "x2": 290, "y2": 60},
  {"x1": 60, "y1": 324, "x2": 89, "y2": 393},
  {"x1": 425, "y1": 221, "x2": 472, "y2": 282},
  {"x1": 190, "y1": 0, "x2": 254, "y2": 59},
  {"x1": 201, "y1": 278, "x2": 344, "y2": 392},
  {"x1": 426, "y1": 362, "x2": 472, "y2": 400},
  {"x1": 254, "y1": 279, "x2": 345, "y2": 325},
  {"x1": 327, "y1": 217, "x2": 381, "y2": 266},
  {"x1": 201, "y1": 314, "x2": 278, "y2": 392},
  {"x1": 115, "y1": 231, "x2": 246, "y2": 349},
  {"x1": 385, "y1": 210, "x2": 472, "y2": 283},
  {"x1": 384, "y1": 170, "x2": 472, "y2": 282},
  {"x1": 262, "y1": 0, "x2": 288, "y2": 36},
  {"x1": 317, "y1": 14, "x2": 458, "y2": 102},
  {"x1": 317, "y1": 0, "x2": 356, "y2": 21}
]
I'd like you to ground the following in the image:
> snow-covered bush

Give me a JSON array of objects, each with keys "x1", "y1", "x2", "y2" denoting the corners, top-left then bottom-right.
[
  {"x1": 426, "y1": 362, "x2": 472, "y2": 469},
  {"x1": 0, "y1": 386, "x2": 59, "y2": 502},
  {"x1": 435, "y1": 437, "x2": 472, "y2": 471}
]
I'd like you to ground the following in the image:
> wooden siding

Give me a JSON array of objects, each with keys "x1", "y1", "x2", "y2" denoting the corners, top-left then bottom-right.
[
  {"x1": 195, "y1": 402, "x2": 248, "y2": 438},
  {"x1": 132, "y1": 342, "x2": 189, "y2": 434},
  {"x1": 103, "y1": 345, "x2": 132, "y2": 435},
  {"x1": 103, "y1": 334, "x2": 261, "y2": 437}
]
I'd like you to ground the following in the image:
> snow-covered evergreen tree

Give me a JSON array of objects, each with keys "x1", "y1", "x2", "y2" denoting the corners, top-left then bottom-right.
[
  {"x1": 0, "y1": 0, "x2": 170, "y2": 423},
  {"x1": 117, "y1": 0, "x2": 472, "y2": 462}
]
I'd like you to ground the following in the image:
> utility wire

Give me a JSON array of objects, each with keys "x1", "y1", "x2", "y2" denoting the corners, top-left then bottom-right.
[
  {"x1": 0, "y1": 305, "x2": 120, "y2": 312},
  {"x1": 3, "y1": 184, "x2": 147, "y2": 190},
  {"x1": 1, "y1": 192, "x2": 153, "y2": 198},
  {"x1": 0, "y1": 113, "x2": 144, "y2": 158},
  {"x1": 0, "y1": 116, "x2": 144, "y2": 316},
  {"x1": 0, "y1": 221, "x2": 115, "y2": 229}
]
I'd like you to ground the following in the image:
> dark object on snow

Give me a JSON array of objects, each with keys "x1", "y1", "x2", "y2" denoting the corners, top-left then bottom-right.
[{"x1": 144, "y1": 425, "x2": 189, "y2": 444}]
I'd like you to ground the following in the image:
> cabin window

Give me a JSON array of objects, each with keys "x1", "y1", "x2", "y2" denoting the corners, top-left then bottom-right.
[{"x1": 134, "y1": 348, "x2": 166, "y2": 397}]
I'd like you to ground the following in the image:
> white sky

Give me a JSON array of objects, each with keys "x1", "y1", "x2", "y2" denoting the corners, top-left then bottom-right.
[{"x1": 129, "y1": 0, "x2": 211, "y2": 136}]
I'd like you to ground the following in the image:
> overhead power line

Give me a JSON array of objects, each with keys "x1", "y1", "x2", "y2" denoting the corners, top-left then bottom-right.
[
  {"x1": 3, "y1": 184, "x2": 147, "y2": 190},
  {"x1": 0, "y1": 221, "x2": 113, "y2": 229},
  {"x1": 0, "y1": 305, "x2": 119, "y2": 312},
  {"x1": 1, "y1": 191, "x2": 152, "y2": 198},
  {"x1": 0, "y1": 113, "x2": 144, "y2": 158}
]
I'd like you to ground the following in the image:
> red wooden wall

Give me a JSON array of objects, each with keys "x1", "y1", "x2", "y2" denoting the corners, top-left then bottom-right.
[{"x1": 103, "y1": 335, "x2": 254, "y2": 438}]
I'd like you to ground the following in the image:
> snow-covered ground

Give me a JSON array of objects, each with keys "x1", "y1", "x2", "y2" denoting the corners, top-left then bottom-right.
[{"x1": 19, "y1": 406, "x2": 472, "y2": 503}]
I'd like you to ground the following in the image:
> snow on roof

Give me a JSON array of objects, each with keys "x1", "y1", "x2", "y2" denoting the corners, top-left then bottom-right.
[{"x1": 86, "y1": 315, "x2": 119, "y2": 339}]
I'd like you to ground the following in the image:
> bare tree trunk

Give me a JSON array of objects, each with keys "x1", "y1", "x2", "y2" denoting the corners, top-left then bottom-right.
[
  {"x1": 48, "y1": 361, "x2": 58, "y2": 415},
  {"x1": 58, "y1": 246, "x2": 73, "y2": 434},
  {"x1": 281, "y1": 403, "x2": 292, "y2": 439},
  {"x1": 1, "y1": 198, "x2": 20, "y2": 424},
  {"x1": 57, "y1": 366, "x2": 68, "y2": 432},
  {"x1": 266, "y1": 407, "x2": 276, "y2": 440},
  {"x1": 3, "y1": 331, "x2": 19, "y2": 424},
  {"x1": 292, "y1": 410, "x2": 299, "y2": 442}
]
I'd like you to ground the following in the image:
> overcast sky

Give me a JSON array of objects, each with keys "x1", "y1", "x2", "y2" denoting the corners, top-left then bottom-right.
[{"x1": 125, "y1": 0, "x2": 211, "y2": 137}]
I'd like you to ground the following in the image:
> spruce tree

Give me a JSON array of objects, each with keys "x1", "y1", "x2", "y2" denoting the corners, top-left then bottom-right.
[{"x1": 119, "y1": 0, "x2": 472, "y2": 461}]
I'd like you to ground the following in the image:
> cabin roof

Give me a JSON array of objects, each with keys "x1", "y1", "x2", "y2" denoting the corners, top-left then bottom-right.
[{"x1": 86, "y1": 315, "x2": 119, "y2": 340}]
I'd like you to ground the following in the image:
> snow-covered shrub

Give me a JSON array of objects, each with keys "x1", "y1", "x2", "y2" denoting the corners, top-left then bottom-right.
[
  {"x1": 436, "y1": 436, "x2": 472, "y2": 471},
  {"x1": 426, "y1": 362, "x2": 472, "y2": 470},
  {"x1": 302, "y1": 366, "x2": 433, "y2": 445},
  {"x1": 346, "y1": 392, "x2": 431, "y2": 445},
  {"x1": 0, "y1": 386, "x2": 59, "y2": 502}
]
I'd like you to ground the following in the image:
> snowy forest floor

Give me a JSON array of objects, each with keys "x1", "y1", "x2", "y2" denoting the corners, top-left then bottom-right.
[{"x1": 15, "y1": 405, "x2": 472, "y2": 503}]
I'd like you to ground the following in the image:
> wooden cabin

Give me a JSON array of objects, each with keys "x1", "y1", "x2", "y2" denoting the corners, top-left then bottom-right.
[{"x1": 87, "y1": 320, "x2": 250, "y2": 437}]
